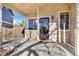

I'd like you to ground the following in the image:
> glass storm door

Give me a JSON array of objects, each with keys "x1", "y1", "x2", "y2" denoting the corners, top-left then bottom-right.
[{"x1": 39, "y1": 17, "x2": 49, "y2": 40}]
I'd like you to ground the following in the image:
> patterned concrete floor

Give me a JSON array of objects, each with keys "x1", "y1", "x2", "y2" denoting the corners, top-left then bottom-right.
[{"x1": 1, "y1": 38, "x2": 73, "y2": 56}]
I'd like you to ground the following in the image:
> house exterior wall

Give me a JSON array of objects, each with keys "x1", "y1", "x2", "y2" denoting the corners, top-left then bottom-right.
[
  {"x1": 69, "y1": 4, "x2": 76, "y2": 47},
  {"x1": 25, "y1": 4, "x2": 76, "y2": 47}
]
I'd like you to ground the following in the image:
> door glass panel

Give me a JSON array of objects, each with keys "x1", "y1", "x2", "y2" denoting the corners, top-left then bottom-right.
[
  {"x1": 60, "y1": 12, "x2": 69, "y2": 30},
  {"x1": 28, "y1": 19, "x2": 34, "y2": 30},
  {"x1": 60, "y1": 14, "x2": 64, "y2": 30},
  {"x1": 28, "y1": 19, "x2": 37, "y2": 30},
  {"x1": 39, "y1": 17, "x2": 49, "y2": 40}
]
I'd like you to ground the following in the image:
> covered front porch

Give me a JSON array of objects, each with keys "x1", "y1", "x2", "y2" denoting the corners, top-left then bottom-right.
[{"x1": 0, "y1": 3, "x2": 76, "y2": 56}]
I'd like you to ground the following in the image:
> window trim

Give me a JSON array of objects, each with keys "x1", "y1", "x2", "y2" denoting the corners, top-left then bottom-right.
[{"x1": 58, "y1": 11, "x2": 70, "y2": 31}]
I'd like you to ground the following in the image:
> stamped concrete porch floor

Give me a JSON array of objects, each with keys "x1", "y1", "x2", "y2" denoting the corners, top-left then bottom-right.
[{"x1": 1, "y1": 38, "x2": 73, "y2": 56}]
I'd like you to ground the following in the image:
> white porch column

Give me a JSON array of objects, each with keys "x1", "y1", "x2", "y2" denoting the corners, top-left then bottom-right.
[
  {"x1": 58, "y1": 20, "x2": 61, "y2": 43},
  {"x1": 63, "y1": 23, "x2": 66, "y2": 43},
  {"x1": 37, "y1": 8, "x2": 40, "y2": 41}
]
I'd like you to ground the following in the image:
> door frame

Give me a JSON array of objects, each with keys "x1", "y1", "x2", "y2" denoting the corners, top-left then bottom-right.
[
  {"x1": 58, "y1": 11, "x2": 70, "y2": 43},
  {"x1": 39, "y1": 16, "x2": 51, "y2": 40},
  {"x1": 26, "y1": 17, "x2": 37, "y2": 39}
]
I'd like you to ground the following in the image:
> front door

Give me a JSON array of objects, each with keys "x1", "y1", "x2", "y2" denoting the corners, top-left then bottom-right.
[{"x1": 39, "y1": 17, "x2": 49, "y2": 40}]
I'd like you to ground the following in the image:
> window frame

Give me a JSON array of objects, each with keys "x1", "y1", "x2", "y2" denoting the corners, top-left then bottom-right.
[
  {"x1": 58, "y1": 11, "x2": 70, "y2": 31},
  {"x1": 27, "y1": 18, "x2": 37, "y2": 30}
]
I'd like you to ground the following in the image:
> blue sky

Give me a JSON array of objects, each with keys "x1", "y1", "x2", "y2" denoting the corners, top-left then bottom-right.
[{"x1": 13, "y1": 11, "x2": 25, "y2": 24}]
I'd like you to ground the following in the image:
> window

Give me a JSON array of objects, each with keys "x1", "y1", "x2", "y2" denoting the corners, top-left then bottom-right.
[
  {"x1": 60, "y1": 12, "x2": 70, "y2": 30},
  {"x1": 28, "y1": 19, "x2": 37, "y2": 30},
  {"x1": 2, "y1": 7, "x2": 14, "y2": 28}
]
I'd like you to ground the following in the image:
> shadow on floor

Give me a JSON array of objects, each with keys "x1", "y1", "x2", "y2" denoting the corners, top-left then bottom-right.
[
  {"x1": 13, "y1": 41, "x2": 43, "y2": 56},
  {"x1": 5, "y1": 38, "x2": 29, "y2": 56},
  {"x1": 27, "y1": 49, "x2": 39, "y2": 56},
  {"x1": 1, "y1": 40, "x2": 15, "y2": 45},
  {"x1": 60, "y1": 43, "x2": 75, "y2": 55}
]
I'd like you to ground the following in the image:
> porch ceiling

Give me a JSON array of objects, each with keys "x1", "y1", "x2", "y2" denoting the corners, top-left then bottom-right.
[{"x1": 4, "y1": 3, "x2": 72, "y2": 17}]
